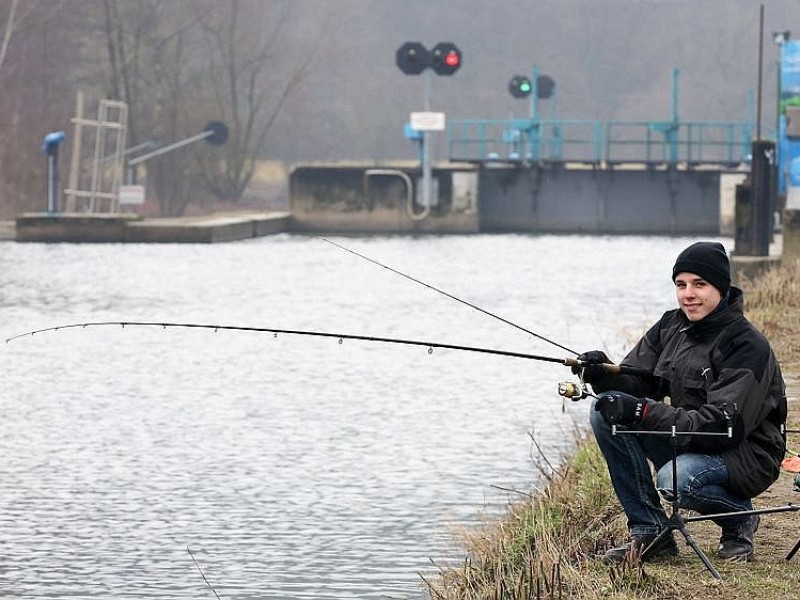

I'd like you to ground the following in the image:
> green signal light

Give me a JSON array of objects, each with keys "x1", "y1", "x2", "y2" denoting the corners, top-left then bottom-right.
[{"x1": 508, "y1": 75, "x2": 532, "y2": 98}]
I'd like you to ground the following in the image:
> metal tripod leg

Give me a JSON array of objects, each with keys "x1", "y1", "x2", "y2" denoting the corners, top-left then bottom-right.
[
  {"x1": 613, "y1": 425, "x2": 800, "y2": 575},
  {"x1": 787, "y1": 536, "x2": 800, "y2": 561},
  {"x1": 636, "y1": 430, "x2": 722, "y2": 579},
  {"x1": 672, "y1": 513, "x2": 720, "y2": 579},
  {"x1": 686, "y1": 504, "x2": 800, "y2": 563},
  {"x1": 643, "y1": 508, "x2": 722, "y2": 579}
]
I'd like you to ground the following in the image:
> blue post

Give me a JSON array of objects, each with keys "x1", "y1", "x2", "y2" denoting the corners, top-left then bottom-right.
[
  {"x1": 528, "y1": 67, "x2": 541, "y2": 160},
  {"x1": 42, "y1": 131, "x2": 66, "y2": 214},
  {"x1": 550, "y1": 88, "x2": 561, "y2": 159},
  {"x1": 529, "y1": 67, "x2": 540, "y2": 121},
  {"x1": 404, "y1": 122, "x2": 424, "y2": 162},
  {"x1": 668, "y1": 68, "x2": 680, "y2": 162},
  {"x1": 594, "y1": 121, "x2": 603, "y2": 162}
]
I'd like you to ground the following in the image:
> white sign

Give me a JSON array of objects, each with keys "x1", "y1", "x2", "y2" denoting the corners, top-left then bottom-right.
[
  {"x1": 119, "y1": 184, "x2": 145, "y2": 205},
  {"x1": 410, "y1": 111, "x2": 446, "y2": 131}
]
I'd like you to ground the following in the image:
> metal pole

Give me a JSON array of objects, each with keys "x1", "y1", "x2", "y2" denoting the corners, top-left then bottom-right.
[
  {"x1": 530, "y1": 67, "x2": 539, "y2": 121},
  {"x1": 756, "y1": 3, "x2": 764, "y2": 140},
  {"x1": 529, "y1": 67, "x2": 541, "y2": 161},
  {"x1": 66, "y1": 90, "x2": 84, "y2": 212},
  {"x1": 127, "y1": 129, "x2": 213, "y2": 167},
  {"x1": 748, "y1": 139, "x2": 774, "y2": 256},
  {"x1": 422, "y1": 69, "x2": 433, "y2": 209},
  {"x1": 42, "y1": 131, "x2": 65, "y2": 213},
  {"x1": 47, "y1": 151, "x2": 58, "y2": 213},
  {"x1": 777, "y1": 54, "x2": 782, "y2": 140},
  {"x1": 671, "y1": 67, "x2": 679, "y2": 123},
  {"x1": 670, "y1": 68, "x2": 680, "y2": 162}
]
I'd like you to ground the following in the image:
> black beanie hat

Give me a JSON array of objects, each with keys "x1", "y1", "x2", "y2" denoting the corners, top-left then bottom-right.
[{"x1": 672, "y1": 241, "x2": 731, "y2": 295}]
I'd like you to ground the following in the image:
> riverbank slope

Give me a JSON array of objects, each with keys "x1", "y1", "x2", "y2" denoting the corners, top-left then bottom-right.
[{"x1": 425, "y1": 258, "x2": 800, "y2": 600}]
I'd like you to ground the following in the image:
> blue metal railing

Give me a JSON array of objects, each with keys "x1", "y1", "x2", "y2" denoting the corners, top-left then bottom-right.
[{"x1": 447, "y1": 117, "x2": 753, "y2": 165}]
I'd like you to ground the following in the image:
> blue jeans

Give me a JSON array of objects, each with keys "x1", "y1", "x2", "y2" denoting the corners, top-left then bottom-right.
[{"x1": 589, "y1": 396, "x2": 753, "y2": 536}]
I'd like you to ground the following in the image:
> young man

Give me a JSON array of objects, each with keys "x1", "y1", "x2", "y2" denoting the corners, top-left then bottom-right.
[{"x1": 578, "y1": 241, "x2": 786, "y2": 563}]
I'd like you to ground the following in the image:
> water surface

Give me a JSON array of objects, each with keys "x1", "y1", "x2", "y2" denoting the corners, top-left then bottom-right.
[{"x1": 0, "y1": 234, "x2": 723, "y2": 599}]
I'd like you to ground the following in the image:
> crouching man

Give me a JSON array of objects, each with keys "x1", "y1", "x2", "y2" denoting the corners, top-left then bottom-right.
[{"x1": 579, "y1": 241, "x2": 786, "y2": 563}]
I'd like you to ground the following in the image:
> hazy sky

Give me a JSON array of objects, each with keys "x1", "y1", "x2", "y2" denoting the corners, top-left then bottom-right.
[{"x1": 265, "y1": 0, "x2": 800, "y2": 161}]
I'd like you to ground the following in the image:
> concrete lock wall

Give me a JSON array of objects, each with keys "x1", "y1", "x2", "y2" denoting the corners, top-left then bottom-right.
[
  {"x1": 289, "y1": 163, "x2": 725, "y2": 235},
  {"x1": 784, "y1": 209, "x2": 800, "y2": 260},
  {"x1": 288, "y1": 164, "x2": 480, "y2": 234},
  {"x1": 478, "y1": 165, "x2": 722, "y2": 234}
]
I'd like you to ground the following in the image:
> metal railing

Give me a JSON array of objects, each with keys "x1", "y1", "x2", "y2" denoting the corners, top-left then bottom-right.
[{"x1": 447, "y1": 118, "x2": 753, "y2": 166}]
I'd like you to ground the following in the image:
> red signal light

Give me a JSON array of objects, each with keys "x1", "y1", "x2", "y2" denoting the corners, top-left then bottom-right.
[{"x1": 431, "y1": 42, "x2": 461, "y2": 75}]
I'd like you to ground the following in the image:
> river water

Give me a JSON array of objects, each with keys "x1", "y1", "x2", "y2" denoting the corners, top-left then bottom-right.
[{"x1": 0, "y1": 234, "x2": 726, "y2": 599}]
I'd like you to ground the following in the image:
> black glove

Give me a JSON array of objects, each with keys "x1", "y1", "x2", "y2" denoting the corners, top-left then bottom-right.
[
  {"x1": 595, "y1": 392, "x2": 650, "y2": 426},
  {"x1": 571, "y1": 350, "x2": 612, "y2": 384}
]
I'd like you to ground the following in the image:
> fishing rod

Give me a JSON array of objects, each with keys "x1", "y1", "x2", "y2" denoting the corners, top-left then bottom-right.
[
  {"x1": 3, "y1": 320, "x2": 647, "y2": 382},
  {"x1": 321, "y1": 237, "x2": 579, "y2": 356}
]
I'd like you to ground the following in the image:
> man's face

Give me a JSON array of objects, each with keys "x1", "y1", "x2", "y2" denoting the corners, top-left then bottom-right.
[{"x1": 674, "y1": 271, "x2": 723, "y2": 322}]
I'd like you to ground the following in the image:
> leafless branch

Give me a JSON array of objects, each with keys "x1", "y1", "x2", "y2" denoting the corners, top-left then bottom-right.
[{"x1": 0, "y1": 0, "x2": 19, "y2": 74}]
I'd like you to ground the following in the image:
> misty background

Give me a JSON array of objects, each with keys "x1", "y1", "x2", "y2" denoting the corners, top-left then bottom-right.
[
  {"x1": 1, "y1": 0, "x2": 799, "y2": 218},
  {"x1": 282, "y1": 0, "x2": 793, "y2": 159}
]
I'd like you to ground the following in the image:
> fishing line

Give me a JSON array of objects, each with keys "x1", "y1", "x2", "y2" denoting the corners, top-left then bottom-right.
[
  {"x1": 4, "y1": 320, "x2": 649, "y2": 377},
  {"x1": 187, "y1": 546, "x2": 223, "y2": 600},
  {"x1": 320, "y1": 237, "x2": 579, "y2": 356}
]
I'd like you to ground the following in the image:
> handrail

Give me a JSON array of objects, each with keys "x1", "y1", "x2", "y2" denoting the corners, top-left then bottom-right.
[{"x1": 447, "y1": 117, "x2": 753, "y2": 166}]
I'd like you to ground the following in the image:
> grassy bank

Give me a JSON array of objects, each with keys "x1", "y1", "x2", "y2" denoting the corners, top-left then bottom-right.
[{"x1": 424, "y1": 258, "x2": 800, "y2": 600}]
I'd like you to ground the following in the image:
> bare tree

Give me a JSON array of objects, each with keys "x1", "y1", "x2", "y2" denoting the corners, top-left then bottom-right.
[
  {"x1": 193, "y1": 0, "x2": 319, "y2": 203},
  {"x1": 93, "y1": 0, "x2": 319, "y2": 215},
  {"x1": 0, "y1": 0, "x2": 19, "y2": 75},
  {"x1": 93, "y1": 0, "x2": 211, "y2": 215},
  {"x1": 0, "y1": 0, "x2": 85, "y2": 219}
]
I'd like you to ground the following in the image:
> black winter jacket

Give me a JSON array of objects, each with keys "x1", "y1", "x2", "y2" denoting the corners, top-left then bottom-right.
[{"x1": 594, "y1": 286, "x2": 786, "y2": 499}]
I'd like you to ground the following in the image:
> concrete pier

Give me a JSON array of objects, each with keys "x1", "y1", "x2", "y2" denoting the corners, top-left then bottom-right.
[
  {"x1": 6, "y1": 164, "x2": 797, "y2": 257},
  {"x1": 783, "y1": 209, "x2": 800, "y2": 261},
  {"x1": 731, "y1": 234, "x2": 783, "y2": 282},
  {"x1": 0, "y1": 220, "x2": 15, "y2": 241},
  {"x1": 14, "y1": 211, "x2": 291, "y2": 243}
]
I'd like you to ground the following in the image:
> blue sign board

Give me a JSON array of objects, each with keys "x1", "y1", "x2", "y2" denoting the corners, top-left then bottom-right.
[{"x1": 779, "y1": 41, "x2": 800, "y2": 197}]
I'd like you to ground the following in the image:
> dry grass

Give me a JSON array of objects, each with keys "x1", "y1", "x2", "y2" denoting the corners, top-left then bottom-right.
[
  {"x1": 424, "y1": 257, "x2": 800, "y2": 600},
  {"x1": 740, "y1": 257, "x2": 800, "y2": 371}
]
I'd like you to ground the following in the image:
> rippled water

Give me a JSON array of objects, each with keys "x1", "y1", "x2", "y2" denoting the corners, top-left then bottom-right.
[{"x1": 0, "y1": 234, "x2": 725, "y2": 599}]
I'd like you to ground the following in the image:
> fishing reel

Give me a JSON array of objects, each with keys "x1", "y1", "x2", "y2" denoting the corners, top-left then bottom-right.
[{"x1": 558, "y1": 380, "x2": 589, "y2": 401}]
